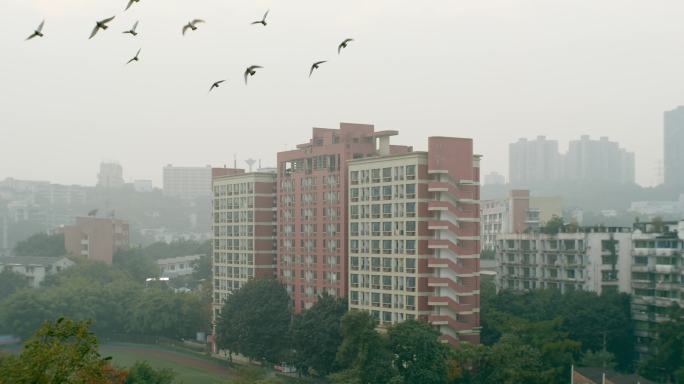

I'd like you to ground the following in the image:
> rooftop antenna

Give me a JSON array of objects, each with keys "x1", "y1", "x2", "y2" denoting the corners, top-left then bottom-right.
[
  {"x1": 258, "y1": 159, "x2": 262, "y2": 169},
  {"x1": 233, "y1": 154, "x2": 237, "y2": 169},
  {"x1": 245, "y1": 158, "x2": 256, "y2": 172}
]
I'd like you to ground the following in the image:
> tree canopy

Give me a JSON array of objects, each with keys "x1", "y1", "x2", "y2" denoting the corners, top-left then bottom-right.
[
  {"x1": 289, "y1": 294, "x2": 347, "y2": 376},
  {"x1": 0, "y1": 269, "x2": 28, "y2": 299},
  {"x1": 13, "y1": 232, "x2": 65, "y2": 257},
  {"x1": 215, "y1": 278, "x2": 291, "y2": 364},
  {"x1": 0, "y1": 318, "x2": 126, "y2": 384}
]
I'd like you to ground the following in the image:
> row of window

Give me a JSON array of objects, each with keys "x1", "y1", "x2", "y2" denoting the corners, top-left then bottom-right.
[
  {"x1": 213, "y1": 267, "x2": 255, "y2": 279},
  {"x1": 350, "y1": 274, "x2": 417, "y2": 292},
  {"x1": 280, "y1": 239, "x2": 341, "y2": 252},
  {"x1": 350, "y1": 256, "x2": 417, "y2": 273},
  {"x1": 349, "y1": 291, "x2": 417, "y2": 312},
  {"x1": 281, "y1": 223, "x2": 341, "y2": 236},
  {"x1": 350, "y1": 184, "x2": 417, "y2": 201},
  {"x1": 280, "y1": 191, "x2": 341, "y2": 206},
  {"x1": 350, "y1": 221, "x2": 417, "y2": 237},
  {"x1": 214, "y1": 225, "x2": 256, "y2": 237},
  {"x1": 350, "y1": 202, "x2": 417, "y2": 219},
  {"x1": 213, "y1": 253, "x2": 258, "y2": 265},
  {"x1": 213, "y1": 182, "x2": 255, "y2": 196},
  {"x1": 213, "y1": 211, "x2": 256, "y2": 223},
  {"x1": 350, "y1": 239, "x2": 417, "y2": 255},
  {"x1": 280, "y1": 255, "x2": 340, "y2": 266},
  {"x1": 213, "y1": 197, "x2": 257, "y2": 210},
  {"x1": 350, "y1": 165, "x2": 416, "y2": 184}
]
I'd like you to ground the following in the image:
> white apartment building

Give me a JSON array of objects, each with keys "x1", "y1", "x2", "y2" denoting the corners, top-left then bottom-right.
[
  {"x1": 496, "y1": 228, "x2": 633, "y2": 295},
  {"x1": 631, "y1": 220, "x2": 684, "y2": 358},
  {"x1": 158, "y1": 254, "x2": 201, "y2": 278},
  {"x1": 0, "y1": 256, "x2": 74, "y2": 287}
]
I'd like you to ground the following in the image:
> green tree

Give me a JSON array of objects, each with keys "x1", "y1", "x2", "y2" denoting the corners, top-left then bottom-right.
[
  {"x1": 330, "y1": 311, "x2": 399, "y2": 384},
  {"x1": 479, "y1": 335, "x2": 545, "y2": 384},
  {"x1": 124, "y1": 361, "x2": 174, "y2": 384},
  {"x1": 289, "y1": 294, "x2": 347, "y2": 376},
  {"x1": 127, "y1": 288, "x2": 207, "y2": 338},
  {"x1": 0, "y1": 269, "x2": 28, "y2": 299},
  {"x1": 0, "y1": 318, "x2": 126, "y2": 384},
  {"x1": 215, "y1": 278, "x2": 290, "y2": 363},
  {"x1": 13, "y1": 232, "x2": 66, "y2": 257},
  {"x1": 580, "y1": 350, "x2": 617, "y2": 370},
  {"x1": 388, "y1": 320, "x2": 448, "y2": 384},
  {"x1": 113, "y1": 248, "x2": 158, "y2": 283},
  {"x1": 640, "y1": 304, "x2": 684, "y2": 383},
  {"x1": 542, "y1": 215, "x2": 564, "y2": 235},
  {"x1": 192, "y1": 254, "x2": 212, "y2": 281}
]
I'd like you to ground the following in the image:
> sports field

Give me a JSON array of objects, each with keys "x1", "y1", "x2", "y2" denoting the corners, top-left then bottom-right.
[{"x1": 101, "y1": 342, "x2": 237, "y2": 384}]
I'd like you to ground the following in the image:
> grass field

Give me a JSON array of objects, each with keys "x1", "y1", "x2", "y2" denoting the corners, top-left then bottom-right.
[{"x1": 101, "y1": 343, "x2": 237, "y2": 384}]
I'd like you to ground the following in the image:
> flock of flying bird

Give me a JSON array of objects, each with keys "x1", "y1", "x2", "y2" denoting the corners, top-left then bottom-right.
[{"x1": 25, "y1": 2, "x2": 355, "y2": 93}]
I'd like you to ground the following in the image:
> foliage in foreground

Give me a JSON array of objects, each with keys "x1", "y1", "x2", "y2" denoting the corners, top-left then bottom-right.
[{"x1": 0, "y1": 318, "x2": 127, "y2": 384}]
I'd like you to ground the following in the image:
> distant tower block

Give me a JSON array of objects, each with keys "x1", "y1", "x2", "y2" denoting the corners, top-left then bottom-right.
[{"x1": 245, "y1": 158, "x2": 256, "y2": 172}]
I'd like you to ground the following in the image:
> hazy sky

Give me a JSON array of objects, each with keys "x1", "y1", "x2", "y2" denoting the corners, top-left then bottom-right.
[{"x1": 2, "y1": 0, "x2": 683, "y2": 187}]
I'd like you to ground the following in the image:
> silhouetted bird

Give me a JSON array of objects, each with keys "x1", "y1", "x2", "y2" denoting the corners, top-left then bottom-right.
[
  {"x1": 251, "y1": 10, "x2": 269, "y2": 26},
  {"x1": 309, "y1": 60, "x2": 327, "y2": 77},
  {"x1": 89, "y1": 16, "x2": 115, "y2": 39},
  {"x1": 123, "y1": 21, "x2": 139, "y2": 36},
  {"x1": 244, "y1": 65, "x2": 262, "y2": 84},
  {"x1": 182, "y1": 19, "x2": 205, "y2": 35},
  {"x1": 88, "y1": 209, "x2": 98, "y2": 217},
  {"x1": 26, "y1": 20, "x2": 45, "y2": 40},
  {"x1": 338, "y1": 38, "x2": 354, "y2": 54},
  {"x1": 209, "y1": 80, "x2": 226, "y2": 92},
  {"x1": 126, "y1": 48, "x2": 141, "y2": 64},
  {"x1": 125, "y1": 0, "x2": 140, "y2": 11}
]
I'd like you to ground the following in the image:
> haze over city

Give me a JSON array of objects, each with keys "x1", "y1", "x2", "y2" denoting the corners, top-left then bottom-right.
[{"x1": 3, "y1": 0, "x2": 684, "y2": 186}]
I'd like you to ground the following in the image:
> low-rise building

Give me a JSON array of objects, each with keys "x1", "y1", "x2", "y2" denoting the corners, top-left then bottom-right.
[
  {"x1": 0, "y1": 256, "x2": 74, "y2": 287},
  {"x1": 496, "y1": 227, "x2": 633, "y2": 295},
  {"x1": 631, "y1": 220, "x2": 684, "y2": 359},
  {"x1": 158, "y1": 255, "x2": 202, "y2": 278},
  {"x1": 62, "y1": 217, "x2": 130, "y2": 264}
]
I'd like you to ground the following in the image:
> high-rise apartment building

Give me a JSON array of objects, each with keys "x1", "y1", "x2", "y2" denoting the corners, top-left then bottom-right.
[
  {"x1": 163, "y1": 165, "x2": 215, "y2": 200},
  {"x1": 509, "y1": 135, "x2": 635, "y2": 187},
  {"x1": 509, "y1": 136, "x2": 562, "y2": 186},
  {"x1": 631, "y1": 220, "x2": 684, "y2": 358},
  {"x1": 97, "y1": 162, "x2": 124, "y2": 188},
  {"x1": 565, "y1": 136, "x2": 635, "y2": 184},
  {"x1": 62, "y1": 216, "x2": 130, "y2": 264},
  {"x1": 496, "y1": 228, "x2": 634, "y2": 295},
  {"x1": 276, "y1": 123, "x2": 412, "y2": 312},
  {"x1": 664, "y1": 106, "x2": 684, "y2": 189},
  {"x1": 211, "y1": 169, "x2": 277, "y2": 322},
  {"x1": 347, "y1": 137, "x2": 481, "y2": 345}
]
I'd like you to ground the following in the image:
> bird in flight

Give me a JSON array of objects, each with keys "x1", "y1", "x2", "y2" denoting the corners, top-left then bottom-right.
[
  {"x1": 126, "y1": 48, "x2": 141, "y2": 64},
  {"x1": 244, "y1": 65, "x2": 263, "y2": 84},
  {"x1": 251, "y1": 10, "x2": 269, "y2": 26},
  {"x1": 182, "y1": 19, "x2": 205, "y2": 35},
  {"x1": 88, "y1": 209, "x2": 98, "y2": 217},
  {"x1": 123, "y1": 21, "x2": 139, "y2": 36},
  {"x1": 125, "y1": 0, "x2": 140, "y2": 11},
  {"x1": 26, "y1": 20, "x2": 45, "y2": 40},
  {"x1": 309, "y1": 61, "x2": 327, "y2": 77},
  {"x1": 209, "y1": 80, "x2": 226, "y2": 93},
  {"x1": 89, "y1": 16, "x2": 115, "y2": 39},
  {"x1": 338, "y1": 38, "x2": 354, "y2": 54}
]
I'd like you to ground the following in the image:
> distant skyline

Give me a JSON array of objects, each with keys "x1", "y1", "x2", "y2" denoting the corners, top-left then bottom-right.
[{"x1": 3, "y1": 0, "x2": 684, "y2": 187}]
